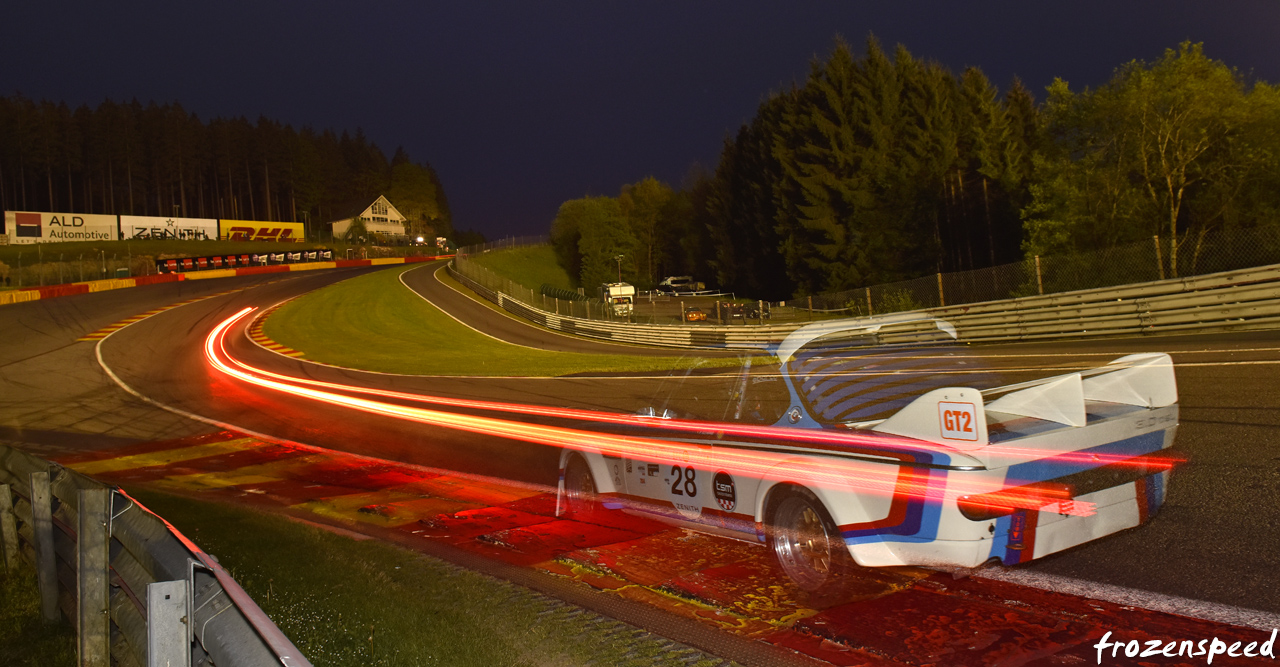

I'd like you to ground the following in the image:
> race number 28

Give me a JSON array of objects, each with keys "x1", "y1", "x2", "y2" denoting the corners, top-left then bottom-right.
[
  {"x1": 670, "y1": 466, "x2": 698, "y2": 497},
  {"x1": 938, "y1": 402, "x2": 979, "y2": 441}
]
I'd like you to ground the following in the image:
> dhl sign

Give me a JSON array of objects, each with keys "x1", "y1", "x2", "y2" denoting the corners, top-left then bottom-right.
[{"x1": 218, "y1": 220, "x2": 305, "y2": 243}]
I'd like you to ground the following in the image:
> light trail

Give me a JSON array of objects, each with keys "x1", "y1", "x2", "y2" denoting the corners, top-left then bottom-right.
[
  {"x1": 229, "y1": 309, "x2": 1180, "y2": 472},
  {"x1": 207, "y1": 308, "x2": 1175, "y2": 517}
]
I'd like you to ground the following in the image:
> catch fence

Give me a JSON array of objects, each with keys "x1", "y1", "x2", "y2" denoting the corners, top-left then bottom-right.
[
  {"x1": 814, "y1": 227, "x2": 1280, "y2": 317},
  {"x1": 454, "y1": 227, "x2": 1280, "y2": 324}
]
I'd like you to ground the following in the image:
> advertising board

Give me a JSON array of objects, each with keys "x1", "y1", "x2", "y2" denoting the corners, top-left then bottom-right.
[
  {"x1": 3, "y1": 211, "x2": 119, "y2": 244},
  {"x1": 120, "y1": 216, "x2": 218, "y2": 241},
  {"x1": 217, "y1": 220, "x2": 305, "y2": 243}
]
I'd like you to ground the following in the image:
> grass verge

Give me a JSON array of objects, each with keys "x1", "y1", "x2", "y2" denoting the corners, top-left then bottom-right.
[
  {"x1": 126, "y1": 487, "x2": 724, "y2": 667},
  {"x1": 263, "y1": 265, "x2": 728, "y2": 376},
  {"x1": 469, "y1": 246, "x2": 573, "y2": 292},
  {"x1": 0, "y1": 561, "x2": 77, "y2": 667}
]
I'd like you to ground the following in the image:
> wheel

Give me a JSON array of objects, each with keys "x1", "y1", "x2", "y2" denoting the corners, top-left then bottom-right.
[
  {"x1": 768, "y1": 487, "x2": 847, "y2": 591},
  {"x1": 562, "y1": 453, "x2": 598, "y2": 517}
]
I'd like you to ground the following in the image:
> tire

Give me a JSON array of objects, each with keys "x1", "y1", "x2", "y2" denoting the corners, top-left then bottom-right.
[
  {"x1": 562, "y1": 453, "x2": 598, "y2": 517},
  {"x1": 767, "y1": 486, "x2": 848, "y2": 592}
]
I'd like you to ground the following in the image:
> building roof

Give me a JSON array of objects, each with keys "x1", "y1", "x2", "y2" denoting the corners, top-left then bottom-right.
[{"x1": 325, "y1": 195, "x2": 407, "y2": 226}]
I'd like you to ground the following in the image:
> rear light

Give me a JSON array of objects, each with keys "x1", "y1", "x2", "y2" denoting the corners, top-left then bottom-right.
[{"x1": 957, "y1": 482, "x2": 1074, "y2": 521}]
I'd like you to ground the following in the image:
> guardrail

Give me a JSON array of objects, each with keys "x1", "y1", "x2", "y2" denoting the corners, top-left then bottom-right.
[
  {"x1": 0, "y1": 445, "x2": 310, "y2": 667},
  {"x1": 448, "y1": 260, "x2": 1280, "y2": 349}
]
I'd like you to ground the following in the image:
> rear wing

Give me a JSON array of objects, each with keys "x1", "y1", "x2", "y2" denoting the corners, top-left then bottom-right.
[{"x1": 868, "y1": 353, "x2": 1177, "y2": 451}]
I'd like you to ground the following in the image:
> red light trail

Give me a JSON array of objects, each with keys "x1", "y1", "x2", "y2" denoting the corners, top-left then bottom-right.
[{"x1": 206, "y1": 307, "x2": 1178, "y2": 517}]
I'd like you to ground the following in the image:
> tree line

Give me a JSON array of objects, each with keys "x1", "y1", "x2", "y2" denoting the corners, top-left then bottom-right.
[
  {"x1": 0, "y1": 96, "x2": 453, "y2": 240},
  {"x1": 551, "y1": 38, "x2": 1280, "y2": 299}
]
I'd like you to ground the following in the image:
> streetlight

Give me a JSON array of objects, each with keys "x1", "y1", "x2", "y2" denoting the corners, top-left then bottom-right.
[{"x1": 614, "y1": 254, "x2": 624, "y2": 283}]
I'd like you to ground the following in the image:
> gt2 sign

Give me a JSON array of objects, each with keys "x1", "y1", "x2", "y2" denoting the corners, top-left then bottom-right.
[{"x1": 938, "y1": 402, "x2": 979, "y2": 441}]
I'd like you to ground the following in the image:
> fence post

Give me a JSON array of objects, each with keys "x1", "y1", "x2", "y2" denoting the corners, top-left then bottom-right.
[
  {"x1": 865, "y1": 287, "x2": 873, "y2": 316},
  {"x1": 807, "y1": 296, "x2": 812, "y2": 321},
  {"x1": 759, "y1": 300, "x2": 764, "y2": 324},
  {"x1": 29, "y1": 471, "x2": 59, "y2": 623},
  {"x1": 79, "y1": 488, "x2": 111, "y2": 666},
  {"x1": 1153, "y1": 235, "x2": 1165, "y2": 280},
  {"x1": 148, "y1": 580, "x2": 191, "y2": 667},
  {"x1": 1035, "y1": 256, "x2": 1044, "y2": 295},
  {"x1": 0, "y1": 484, "x2": 18, "y2": 573},
  {"x1": 937, "y1": 273, "x2": 945, "y2": 307}
]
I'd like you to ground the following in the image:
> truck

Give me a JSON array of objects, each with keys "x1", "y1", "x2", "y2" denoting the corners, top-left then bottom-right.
[
  {"x1": 599, "y1": 282, "x2": 636, "y2": 316},
  {"x1": 656, "y1": 275, "x2": 706, "y2": 295}
]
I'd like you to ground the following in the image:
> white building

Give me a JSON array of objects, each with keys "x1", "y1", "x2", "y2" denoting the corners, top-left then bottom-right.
[{"x1": 329, "y1": 195, "x2": 408, "y2": 240}]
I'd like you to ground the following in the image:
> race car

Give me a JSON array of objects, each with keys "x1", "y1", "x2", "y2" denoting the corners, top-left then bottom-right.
[
  {"x1": 683, "y1": 307, "x2": 707, "y2": 322},
  {"x1": 557, "y1": 319, "x2": 1179, "y2": 590}
]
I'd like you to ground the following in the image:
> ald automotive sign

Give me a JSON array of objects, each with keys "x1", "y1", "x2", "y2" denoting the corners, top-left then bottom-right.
[{"x1": 3, "y1": 211, "x2": 119, "y2": 244}]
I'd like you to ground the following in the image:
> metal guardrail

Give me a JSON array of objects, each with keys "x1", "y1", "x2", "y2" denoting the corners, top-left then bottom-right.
[
  {"x1": 0, "y1": 445, "x2": 310, "y2": 667},
  {"x1": 448, "y1": 260, "x2": 1280, "y2": 350}
]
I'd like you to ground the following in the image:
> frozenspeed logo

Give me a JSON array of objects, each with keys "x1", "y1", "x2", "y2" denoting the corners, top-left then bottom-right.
[{"x1": 1094, "y1": 629, "x2": 1276, "y2": 664}]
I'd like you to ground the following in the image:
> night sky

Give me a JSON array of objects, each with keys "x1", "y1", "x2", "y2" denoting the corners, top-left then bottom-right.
[{"x1": 4, "y1": 1, "x2": 1277, "y2": 238}]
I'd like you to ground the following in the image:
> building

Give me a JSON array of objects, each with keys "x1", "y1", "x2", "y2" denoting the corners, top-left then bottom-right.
[{"x1": 328, "y1": 195, "x2": 408, "y2": 241}]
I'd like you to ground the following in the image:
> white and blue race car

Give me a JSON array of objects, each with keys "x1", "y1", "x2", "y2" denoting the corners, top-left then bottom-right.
[{"x1": 558, "y1": 319, "x2": 1179, "y2": 590}]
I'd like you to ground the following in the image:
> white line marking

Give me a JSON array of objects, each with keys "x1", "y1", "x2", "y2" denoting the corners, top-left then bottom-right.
[
  {"x1": 399, "y1": 265, "x2": 545, "y2": 352},
  {"x1": 976, "y1": 568, "x2": 1280, "y2": 632},
  {"x1": 93, "y1": 298, "x2": 319, "y2": 446},
  {"x1": 428, "y1": 263, "x2": 670, "y2": 350}
]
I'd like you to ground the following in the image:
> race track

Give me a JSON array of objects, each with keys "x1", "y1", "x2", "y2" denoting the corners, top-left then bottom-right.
[{"x1": 3, "y1": 260, "x2": 1278, "y2": 623}]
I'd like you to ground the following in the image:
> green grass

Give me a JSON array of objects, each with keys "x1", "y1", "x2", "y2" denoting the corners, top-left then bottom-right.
[
  {"x1": 0, "y1": 561, "x2": 77, "y2": 667},
  {"x1": 469, "y1": 246, "x2": 574, "y2": 291},
  {"x1": 263, "y1": 265, "x2": 724, "y2": 376},
  {"x1": 126, "y1": 488, "x2": 728, "y2": 667}
]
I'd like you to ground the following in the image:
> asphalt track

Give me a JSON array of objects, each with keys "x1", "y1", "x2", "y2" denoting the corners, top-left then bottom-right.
[{"x1": 2, "y1": 261, "x2": 1279, "y2": 623}]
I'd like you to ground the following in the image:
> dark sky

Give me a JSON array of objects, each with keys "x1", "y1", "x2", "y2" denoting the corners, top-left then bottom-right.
[{"x1": 4, "y1": 1, "x2": 1277, "y2": 238}]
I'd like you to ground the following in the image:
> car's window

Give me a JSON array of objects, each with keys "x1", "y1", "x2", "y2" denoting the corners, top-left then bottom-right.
[
  {"x1": 640, "y1": 357, "x2": 789, "y2": 424},
  {"x1": 785, "y1": 327, "x2": 1003, "y2": 426}
]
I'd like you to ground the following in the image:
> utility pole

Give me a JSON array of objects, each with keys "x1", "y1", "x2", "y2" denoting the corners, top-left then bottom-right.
[{"x1": 614, "y1": 254, "x2": 624, "y2": 283}]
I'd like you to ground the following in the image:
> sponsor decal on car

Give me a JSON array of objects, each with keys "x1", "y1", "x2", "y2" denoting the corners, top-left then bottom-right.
[
  {"x1": 938, "y1": 401, "x2": 979, "y2": 441},
  {"x1": 714, "y1": 471, "x2": 736, "y2": 512}
]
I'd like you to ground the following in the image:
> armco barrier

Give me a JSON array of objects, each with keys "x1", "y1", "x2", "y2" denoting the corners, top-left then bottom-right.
[
  {"x1": 0, "y1": 255, "x2": 453, "y2": 305},
  {"x1": 0, "y1": 273, "x2": 184, "y2": 307},
  {"x1": 179, "y1": 255, "x2": 447, "y2": 280},
  {"x1": 449, "y1": 260, "x2": 1280, "y2": 349},
  {"x1": 0, "y1": 445, "x2": 311, "y2": 667}
]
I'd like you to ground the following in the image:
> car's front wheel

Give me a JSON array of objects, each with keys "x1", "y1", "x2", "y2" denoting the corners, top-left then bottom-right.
[{"x1": 768, "y1": 486, "x2": 848, "y2": 591}]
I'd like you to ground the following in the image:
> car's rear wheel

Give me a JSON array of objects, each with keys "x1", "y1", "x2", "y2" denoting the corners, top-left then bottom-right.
[
  {"x1": 768, "y1": 486, "x2": 847, "y2": 591},
  {"x1": 562, "y1": 453, "x2": 598, "y2": 517}
]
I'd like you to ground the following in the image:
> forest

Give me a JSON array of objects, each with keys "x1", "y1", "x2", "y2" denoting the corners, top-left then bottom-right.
[
  {"x1": 551, "y1": 39, "x2": 1280, "y2": 299},
  {"x1": 0, "y1": 97, "x2": 453, "y2": 241}
]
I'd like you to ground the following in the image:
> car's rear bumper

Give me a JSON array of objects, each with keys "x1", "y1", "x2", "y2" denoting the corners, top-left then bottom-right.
[{"x1": 845, "y1": 470, "x2": 1168, "y2": 569}]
